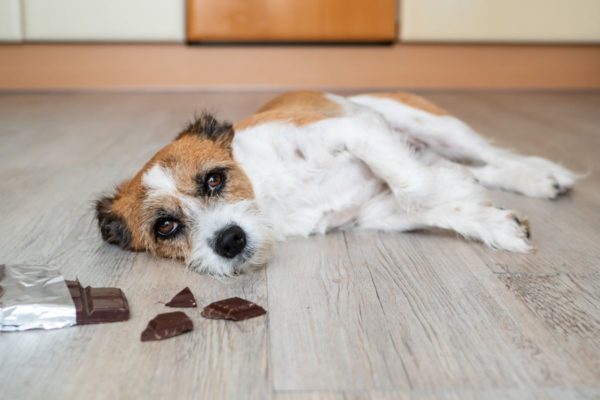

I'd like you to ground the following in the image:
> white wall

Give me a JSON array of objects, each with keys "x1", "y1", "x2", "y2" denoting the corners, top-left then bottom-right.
[
  {"x1": 401, "y1": 0, "x2": 600, "y2": 42},
  {"x1": 0, "y1": 0, "x2": 22, "y2": 42},
  {"x1": 24, "y1": 0, "x2": 185, "y2": 42}
]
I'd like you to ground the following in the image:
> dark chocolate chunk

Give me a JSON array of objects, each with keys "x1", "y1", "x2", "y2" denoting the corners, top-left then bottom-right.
[
  {"x1": 201, "y1": 297, "x2": 266, "y2": 321},
  {"x1": 141, "y1": 311, "x2": 193, "y2": 342},
  {"x1": 66, "y1": 280, "x2": 130, "y2": 324},
  {"x1": 165, "y1": 287, "x2": 197, "y2": 308}
]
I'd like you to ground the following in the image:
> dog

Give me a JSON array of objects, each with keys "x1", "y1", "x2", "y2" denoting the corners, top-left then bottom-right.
[{"x1": 96, "y1": 91, "x2": 576, "y2": 276}]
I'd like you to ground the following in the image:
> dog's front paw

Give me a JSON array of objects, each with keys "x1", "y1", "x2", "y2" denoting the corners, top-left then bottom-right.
[{"x1": 481, "y1": 208, "x2": 532, "y2": 253}]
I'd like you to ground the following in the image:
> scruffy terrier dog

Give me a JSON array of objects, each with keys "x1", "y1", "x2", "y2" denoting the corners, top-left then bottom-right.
[{"x1": 96, "y1": 91, "x2": 576, "y2": 276}]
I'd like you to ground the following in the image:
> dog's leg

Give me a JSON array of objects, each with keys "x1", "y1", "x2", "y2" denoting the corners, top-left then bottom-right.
[
  {"x1": 464, "y1": 152, "x2": 577, "y2": 199},
  {"x1": 356, "y1": 177, "x2": 531, "y2": 253},
  {"x1": 324, "y1": 111, "x2": 531, "y2": 252},
  {"x1": 356, "y1": 187, "x2": 532, "y2": 252},
  {"x1": 350, "y1": 93, "x2": 577, "y2": 199}
]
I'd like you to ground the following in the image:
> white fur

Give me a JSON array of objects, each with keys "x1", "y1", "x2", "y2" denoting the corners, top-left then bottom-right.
[
  {"x1": 350, "y1": 95, "x2": 577, "y2": 198},
  {"x1": 142, "y1": 164, "x2": 178, "y2": 196},
  {"x1": 184, "y1": 200, "x2": 275, "y2": 276},
  {"x1": 230, "y1": 92, "x2": 577, "y2": 254}
]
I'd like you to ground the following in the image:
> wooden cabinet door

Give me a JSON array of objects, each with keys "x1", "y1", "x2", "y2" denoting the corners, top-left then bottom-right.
[{"x1": 187, "y1": 0, "x2": 396, "y2": 42}]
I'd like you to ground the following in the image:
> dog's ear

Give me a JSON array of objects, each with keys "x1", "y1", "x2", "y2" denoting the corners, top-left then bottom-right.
[
  {"x1": 95, "y1": 193, "x2": 132, "y2": 249},
  {"x1": 176, "y1": 113, "x2": 234, "y2": 148}
]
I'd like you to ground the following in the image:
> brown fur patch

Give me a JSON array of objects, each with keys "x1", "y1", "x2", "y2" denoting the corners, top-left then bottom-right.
[
  {"x1": 366, "y1": 92, "x2": 448, "y2": 116},
  {"x1": 234, "y1": 110, "x2": 332, "y2": 131},
  {"x1": 235, "y1": 91, "x2": 342, "y2": 131},
  {"x1": 257, "y1": 91, "x2": 341, "y2": 114},
  {"x1": 138, "y1": 194, "x2": 191, "y2": 260}
]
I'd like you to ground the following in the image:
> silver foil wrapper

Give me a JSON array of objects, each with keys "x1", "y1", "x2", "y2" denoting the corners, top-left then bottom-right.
[{"x1": 0, "y1": 264, "x2": 76, "y2": 331}]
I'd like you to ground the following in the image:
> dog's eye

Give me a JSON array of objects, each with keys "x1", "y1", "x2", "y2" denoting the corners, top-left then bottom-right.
[
  {"x1": 154, "y1": 217, "x2": 181, "y2": 239},
  {"x1": 204, "y1": 170, "x2": 226, "y2": 195},
  {"x1": 206, "y1": 172, "x2": 223, "y2": 190}
]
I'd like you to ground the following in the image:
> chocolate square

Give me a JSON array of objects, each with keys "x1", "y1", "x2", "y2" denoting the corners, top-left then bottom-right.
[
  {"x1": 201, "y1": 297, "x2": 266, "y2": 321},
  {"x1": 65, "y1": 280, "x2": 130, "y2": 324}
]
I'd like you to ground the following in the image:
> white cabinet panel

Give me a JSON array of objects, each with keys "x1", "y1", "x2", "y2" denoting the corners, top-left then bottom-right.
[
  {"x1": 401, "y1": 0, "x2": 600, "y2": 42},
  {"x1": 24, "y1": 0, "x2": 184, "y2": 41},
  {"x1": 0, "y1": 0, "x2": 23, "y2": 42}
]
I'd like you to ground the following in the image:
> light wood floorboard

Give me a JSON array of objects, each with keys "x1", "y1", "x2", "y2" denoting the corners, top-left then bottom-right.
[{"x1": 0, "y1": 92, "x2": 599, "y2": 400}]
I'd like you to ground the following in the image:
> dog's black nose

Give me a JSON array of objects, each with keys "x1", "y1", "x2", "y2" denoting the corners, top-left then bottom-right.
[{"x1": 214, "y1": 225, "x2": 247, "y2": 258}]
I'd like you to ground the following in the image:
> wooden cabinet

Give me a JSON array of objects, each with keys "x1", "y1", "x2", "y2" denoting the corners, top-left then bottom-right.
[
  {"x1": 401, "y1": 0, "x2": 600, "y2": 42},
  {"x1": 187, "y1": 0, "x2": 396, "y2": 42}
]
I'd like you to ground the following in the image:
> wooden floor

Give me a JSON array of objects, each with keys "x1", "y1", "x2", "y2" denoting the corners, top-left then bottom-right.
[{"x1": 0, "y1": 92, "x2": 599, "y2": 400}]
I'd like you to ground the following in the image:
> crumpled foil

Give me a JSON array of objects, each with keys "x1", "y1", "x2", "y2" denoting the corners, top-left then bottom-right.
[{"x1": 0, "y1": 264, "x2": 76, "y2": 331}]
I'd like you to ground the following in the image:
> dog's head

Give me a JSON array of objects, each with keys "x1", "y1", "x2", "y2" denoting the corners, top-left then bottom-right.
[{"x1": 96, "y1": 113, "x2": 274, "y2": 276}]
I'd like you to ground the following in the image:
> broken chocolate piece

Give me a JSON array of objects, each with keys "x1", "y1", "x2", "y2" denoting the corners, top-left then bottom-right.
[
  {"x1": 141, "y1": 311, "x2": 193, "y2": 342},
  {"x1": 66, "y1": 280, "x2": 129, "y2": 324},
  {"x1": 201, "y1": 297, "x2": 266, "y2": 321},
  {"x1": 165, "y1": 287, "x2": 197, "y2": 308}
]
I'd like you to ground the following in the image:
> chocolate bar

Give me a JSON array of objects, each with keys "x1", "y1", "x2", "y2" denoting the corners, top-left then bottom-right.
[
  {"x1": 66, "y1": 280, "x2": 130, "y2": 324},
  {"x1": 201, "y1": 297, "x2": 266, "y2": 321},
  {"x1": 141, "y1": 311, "x2": 193, "y2": 341},
  {"x1": 165, "y1": 287, "x2": 197, "y2": 308}
]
